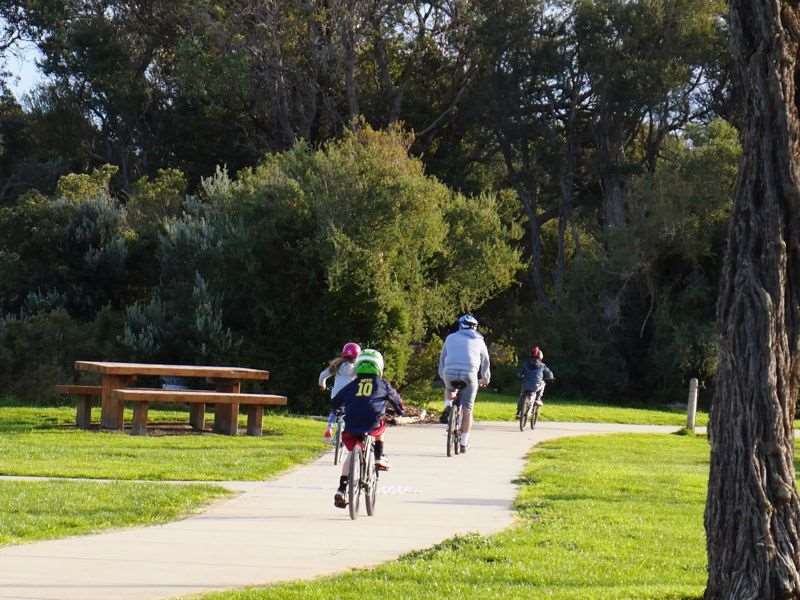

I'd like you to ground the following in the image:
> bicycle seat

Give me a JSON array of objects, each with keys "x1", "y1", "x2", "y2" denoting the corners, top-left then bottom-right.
[{"x1": 450, "y1": 380, "x2": 467, "y2": 390}]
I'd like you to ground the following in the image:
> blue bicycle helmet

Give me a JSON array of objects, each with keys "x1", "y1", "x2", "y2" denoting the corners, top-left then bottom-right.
[{"x1": 458, "y1": 313, "x2": 479, "y2": 329}]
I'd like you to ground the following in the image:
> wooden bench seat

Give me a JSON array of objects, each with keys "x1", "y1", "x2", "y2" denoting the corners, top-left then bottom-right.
[
  {"x1": 111, "y1": 388, "x2": 288, "y2": 436},
  {"x1": 56, "y1": 384, "x2": 102, "y2": 429}
]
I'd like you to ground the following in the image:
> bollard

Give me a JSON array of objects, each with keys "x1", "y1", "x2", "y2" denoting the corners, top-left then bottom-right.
[{"x1": 687, "y1": 377, "x2": 699, "y2": 433}]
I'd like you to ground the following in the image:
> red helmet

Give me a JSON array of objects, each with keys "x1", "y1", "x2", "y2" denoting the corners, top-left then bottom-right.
[
  {"x1": 341, "y1": 342, "x2": 361, "y2": 359},
  {"x1": 531, "y1": 346, "x2": 543, "y2": 360}
]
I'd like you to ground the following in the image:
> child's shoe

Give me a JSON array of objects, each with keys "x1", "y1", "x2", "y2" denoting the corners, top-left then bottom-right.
[
  {"x1": 534, "y1": 398, "x2": 543, "y2": 406},
  {"x1": 376, "y1": 456, "x2": 390, "y2": 471},
  {"x1": 334, "y1": 490, "x2": 347, "y2": 508}
]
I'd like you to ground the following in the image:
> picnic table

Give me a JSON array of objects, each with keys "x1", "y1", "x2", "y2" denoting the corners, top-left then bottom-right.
[{"x1": 70, "y1": 361, "x2": 284, "y2": 435}]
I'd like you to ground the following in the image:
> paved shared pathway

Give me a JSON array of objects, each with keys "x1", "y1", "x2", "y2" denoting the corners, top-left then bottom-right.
[{"x1": 0, "y1": 421, "x2": 678, "y2": 600}]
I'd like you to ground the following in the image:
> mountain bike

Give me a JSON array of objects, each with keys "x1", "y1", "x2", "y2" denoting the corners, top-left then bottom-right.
[
  {"x1": 332, "y1": 409, "x2": 344, "y2": 465},
  {"x1": 347, "y1": 433, "x2": 379, "y2": 520},
  {"x1": 446, "y1": 381, "x2": 466, "y2": 457}
]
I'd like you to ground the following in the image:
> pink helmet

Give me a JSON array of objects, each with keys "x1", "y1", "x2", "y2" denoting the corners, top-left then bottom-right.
[{"x1": 341, "y1": 342, "x2": 361, "y2": 359}]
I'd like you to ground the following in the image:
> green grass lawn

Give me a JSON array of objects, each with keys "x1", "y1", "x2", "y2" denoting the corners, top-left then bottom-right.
[
  {"x1": 0, "y1": 479, "x2": 228, "y2": 546},
  {"x1": 422, "y1": 390, "x2": 709, "y2": 426},
  {"x1": 198, "y1": 433, "x2": 709, "y2": 600},
  {"x1": 0, "y1": 405, "x2": 328, "y2": 480}
]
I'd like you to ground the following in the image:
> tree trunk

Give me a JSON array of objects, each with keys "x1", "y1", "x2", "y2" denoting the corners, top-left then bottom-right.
[
  {"x1": 705, "y1": 3, "x2": 800, "y2": 599},
  {"x1": 519, "y1": 186, "x2": 548, "y2": 305},
  {"x1": 555, "y1": 118, "x2": 577, "y2": 297}
]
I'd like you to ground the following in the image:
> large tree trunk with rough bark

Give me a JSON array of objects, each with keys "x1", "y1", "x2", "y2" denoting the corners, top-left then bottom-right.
[{"x1": 705, "y1": 2, "x2": 800, "y2": 598}]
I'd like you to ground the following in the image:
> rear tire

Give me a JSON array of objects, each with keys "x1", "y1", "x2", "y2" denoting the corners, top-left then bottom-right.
[
  {"x1": 348, "y1": 445, "x2": 362, "y2": 520},
  {"x1": 365, "y1": 444, "x2": 377, "y2": 516},
  {"x1": 446, "y1": 405, "x2": 458, "y2": 457}
]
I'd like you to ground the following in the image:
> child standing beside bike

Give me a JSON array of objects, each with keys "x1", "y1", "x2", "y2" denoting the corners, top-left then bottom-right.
[
  {"x1": 327, "y1": 349, "x2": 404, "y2": 509},
  {"x1": 516, "y1": 346, "x2": 554, "y2": 419}
]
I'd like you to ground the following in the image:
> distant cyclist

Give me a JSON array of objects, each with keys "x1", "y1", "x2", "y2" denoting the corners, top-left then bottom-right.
[
  {"x1": 328, "y1": 349, "x2": 404, "y2": 509},
  {"x1": 320, "y1": 342, "x2": 361, "y2": 439},
  {"x1": 438, "y1": 313, "x2": 490, "y2": 452},
  {"x1": 516, "y1": 346, "x2": 554, "y2": 419}
]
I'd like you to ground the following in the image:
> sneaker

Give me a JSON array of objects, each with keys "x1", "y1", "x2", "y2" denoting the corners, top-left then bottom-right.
[
  {"x1": 515, "y1": 412, "x2": 521, "y2": 419},
  {"x1": 376, "y1": 457, "x2": 390, "y2": 471},
  {"x1": 459, "y1": 444, "x2": 467, "y2": 454},
  {"x1": 334, "y1": 490, "x2": 347, "y2": 508},
  {"x1": 439, "y1": 406, "x2": 451, "y2": 424},
  {"x1": 534, "y1": 399, "x2": 543, "y2": 406}
]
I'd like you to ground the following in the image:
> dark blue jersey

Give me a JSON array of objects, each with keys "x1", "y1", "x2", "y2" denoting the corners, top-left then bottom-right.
[{"x1": 331, "y1": 375, "x2": 405, "y2": 434}]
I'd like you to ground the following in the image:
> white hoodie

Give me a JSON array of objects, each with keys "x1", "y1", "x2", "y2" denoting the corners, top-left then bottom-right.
[
  {"x1": 319, "y1": 361, "x2": 356, "y2": 398},
  {"x1": 438, "y1": 328, "x2": 491, "y2": 384}
]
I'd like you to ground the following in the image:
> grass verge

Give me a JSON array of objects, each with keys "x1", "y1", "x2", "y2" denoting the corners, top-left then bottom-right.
[
  {"x1": 197, "y1": 433, "x2": 709, "y2": 600},
  {"x1": 0, "y1": 479, "x2": 228, "y2": 546},
  {"x1": 0, "y1": 405, "x2": 327, "y2": 480},
  {"x1": 422, "y1": 390, "x2": 709, "y2": 426}
]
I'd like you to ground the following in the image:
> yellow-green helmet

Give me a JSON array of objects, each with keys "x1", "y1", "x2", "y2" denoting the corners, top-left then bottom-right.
[{"x1": 354, "y1": 349, "x2": 384, "y2": 376}]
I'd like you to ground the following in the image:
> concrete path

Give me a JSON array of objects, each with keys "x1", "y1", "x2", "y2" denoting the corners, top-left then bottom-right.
[{"x1": 0, "y1": 421, "x2": 677, "y2": 600}]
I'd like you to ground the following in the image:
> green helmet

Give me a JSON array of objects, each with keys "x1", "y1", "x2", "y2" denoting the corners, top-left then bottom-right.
[{"x1": 354, "y1": 349, "x2": 384, "y2": 377}]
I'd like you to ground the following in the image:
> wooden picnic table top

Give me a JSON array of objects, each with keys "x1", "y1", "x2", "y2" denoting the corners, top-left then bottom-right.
[{"x1": 74, "y1": 361, "x2": 270, "y2": 381}]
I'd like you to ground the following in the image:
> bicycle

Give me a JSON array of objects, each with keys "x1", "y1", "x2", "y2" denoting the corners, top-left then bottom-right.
[
  {"x1": 446, "y1": 381, "x2": 466, "y2": 457},
  {"x1": 347, "y1": 433, "x2": 379, "y2": 520},
  {"x1": 331, "y1": 409, "x2": 345, "y2": 465},
  {"x1": 519, "y1": 381, "x2": 552, "y2": 431}
]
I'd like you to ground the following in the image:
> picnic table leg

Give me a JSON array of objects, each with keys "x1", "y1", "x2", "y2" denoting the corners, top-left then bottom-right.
[
  {"x1": 246, "y1": 406, "x2": 264, "y2": 436},
  {"x1": 76, "y1": 397, "x2": 92, "y2": 429},
  {"x1": 213, "y1": 381, "x2": 240, "y2": 435},
  {"x1": 131, "y1": 402, "x2": 149, "y2": 435},
  {"x1": 101, "y1": 375, "x2": 132, "y2": 430},
  {"x1": 189, "y1": 404, "x2": 206, "y2": 431}
]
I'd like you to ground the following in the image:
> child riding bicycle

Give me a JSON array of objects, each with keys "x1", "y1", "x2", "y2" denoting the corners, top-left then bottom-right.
[
  {"x1": 321, "y1": 342, "x2": 360, "y2": 438},
  {"x1": 327, "y1": 349, "x2": 405, "y2": 509},
  {"x1": 516, "y1": 346, "x2": 554, "y2": 419}
]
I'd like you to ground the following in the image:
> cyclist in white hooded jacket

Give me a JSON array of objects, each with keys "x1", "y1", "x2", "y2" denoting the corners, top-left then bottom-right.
[{"x1": 438, "y1": 313, "x2": 490, "y2": 452}]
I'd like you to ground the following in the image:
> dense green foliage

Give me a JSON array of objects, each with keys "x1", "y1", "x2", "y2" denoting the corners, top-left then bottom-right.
[
  {"x1": 0, "y1": 1, "x2": 734, "y2": 405},
  {"x1": 200, "y1": 433, "x2": 709, "y2": 599}
]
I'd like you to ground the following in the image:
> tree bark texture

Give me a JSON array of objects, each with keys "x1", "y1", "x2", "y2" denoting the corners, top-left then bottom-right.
[{"x1": 705, "y1": 2, "x2": 800, "y2": 598}]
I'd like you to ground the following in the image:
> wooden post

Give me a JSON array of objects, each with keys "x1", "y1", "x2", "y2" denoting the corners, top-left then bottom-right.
[
  {"x1": 131, "y1": 402, "x2": 149, "y2": 436},
  {"x1": 246, "y1": 406, "x2": 264, "y2": 436},
  {"x1": 189, "y1": 404, "x2": 206, "y2": 431},
  {"x1": 101, "y1": 375, "x2": 132, "y2": 430},
  {"x1": 687, "y1": 377, "x2": 699, "y2": 433},
  {"x1": 76, "y1": 398, "x2": 92, "y2": 429},
  {"x1": 213, "y1": 381, "x2": 240, "y2": 435}
]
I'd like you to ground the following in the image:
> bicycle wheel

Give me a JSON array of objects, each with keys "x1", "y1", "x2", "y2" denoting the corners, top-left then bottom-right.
[
  {"x1": 519, "y1": 397, "x2": 529, "y2": 431},
  {"x1": 531, "y1": 403, "x2": 540, "y2": 430},
  {"x1": 447, "y1": 404, "x2": 459, "y2": 456},
  {"x1": 333, "y1": 420, "x2": 343, "y2": 465},
  {"x1": 348, "y1": 445, "x2": 362, "y2": 520},
  {"x1": 453, "y1": 405, "x2": 461, "y2": 455},
  {"x1": 365, "y1": 443, "x2": 378, "y2": 516}
]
